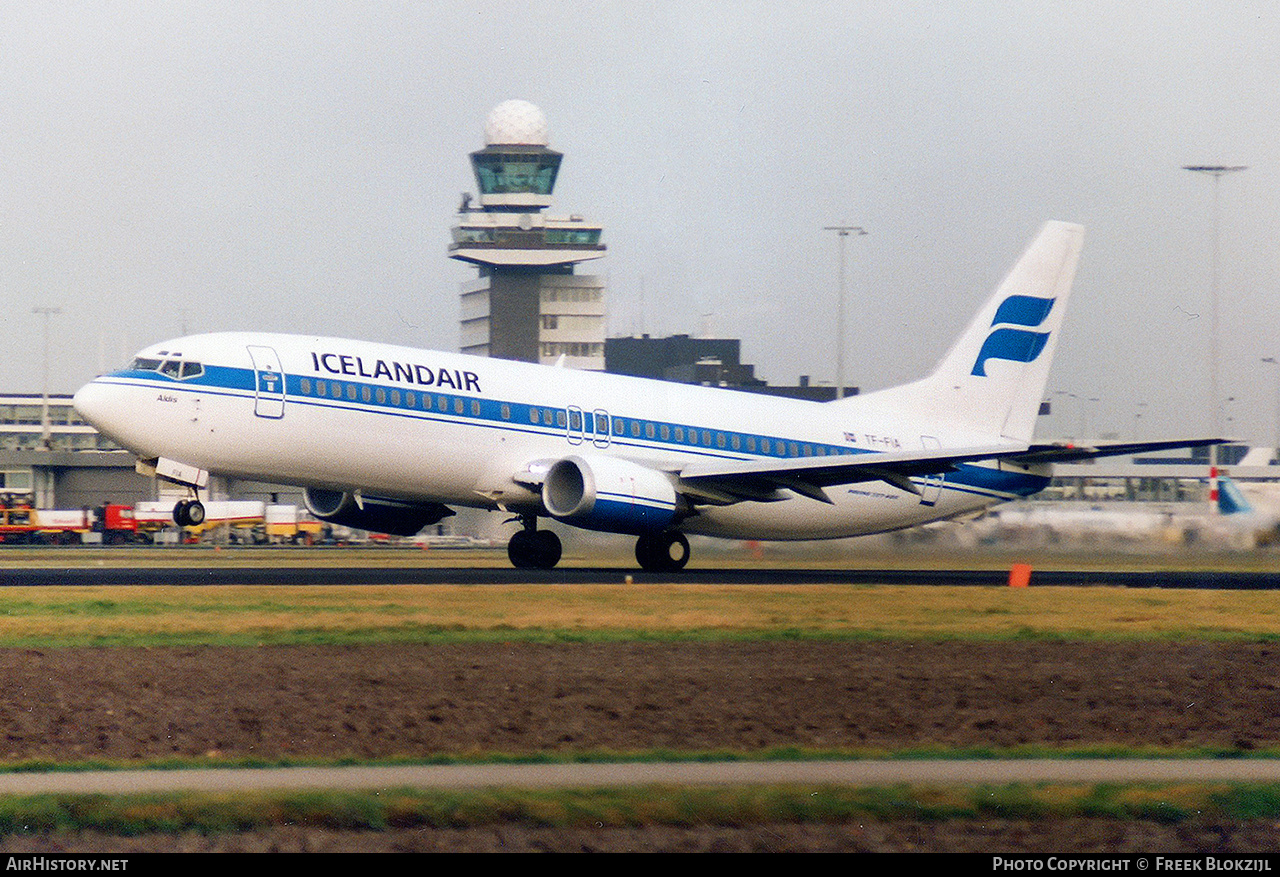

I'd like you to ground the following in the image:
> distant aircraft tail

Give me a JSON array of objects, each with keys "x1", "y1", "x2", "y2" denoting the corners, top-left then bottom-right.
[
  {"x1": 845, "y1": 221, "x2": 1085, "y2": 444},
  {"x1": 1218, "y1": 477, "x2": 1254, "y2": 515}
]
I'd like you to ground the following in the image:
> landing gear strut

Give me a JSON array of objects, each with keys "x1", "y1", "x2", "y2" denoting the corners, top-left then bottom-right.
[
  {"x1": 635, "y1": 530, "x2": 690, "y2": 572},
  {"x1": 507, "y1": 516, "x2": 562, "y2": 570}
]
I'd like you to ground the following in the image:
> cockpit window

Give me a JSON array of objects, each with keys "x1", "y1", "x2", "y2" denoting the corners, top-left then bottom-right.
[{"x1": 131, "y1": 356, "x2": 204, "y2": 380}]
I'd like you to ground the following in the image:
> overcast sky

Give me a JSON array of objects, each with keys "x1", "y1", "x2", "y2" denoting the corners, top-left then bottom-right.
[{"x1": 2, "y1": 2, "x2": 1278, "y2": 445}]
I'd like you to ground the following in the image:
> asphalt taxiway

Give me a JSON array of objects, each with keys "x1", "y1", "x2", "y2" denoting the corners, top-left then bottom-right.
[
  {"x1": 2, "y1": 759, "x2": 1280, "y2": 796},
  {"x1": 2, "y1": 565, "x2": 1280, "y2": 588}
]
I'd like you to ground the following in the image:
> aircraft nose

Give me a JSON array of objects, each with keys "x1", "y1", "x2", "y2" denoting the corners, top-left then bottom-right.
[{"x1": 72, "y1": 380, "x2": 115, "y2": 434}]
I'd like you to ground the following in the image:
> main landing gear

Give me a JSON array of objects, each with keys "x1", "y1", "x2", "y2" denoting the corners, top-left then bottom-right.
[
  {"x1": 505, "y1": 517, "x2": 691, "y2": 572},
  {"x1": 635, "y1": 530, "x2": 690, "y2": 572},
  {"x1": 507, "y1": 516, "x2": 563, "y2": 570}
]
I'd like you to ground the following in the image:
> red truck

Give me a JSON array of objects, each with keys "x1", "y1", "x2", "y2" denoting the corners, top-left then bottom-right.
[{"x1": 0, "y1": 503, "x2": 147, "y2": 545}]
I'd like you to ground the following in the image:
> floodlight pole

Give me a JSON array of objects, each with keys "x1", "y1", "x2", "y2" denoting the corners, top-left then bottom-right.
[
  {"x1": 1184, "y1": 165, "x2": 1246, "y2": 505},
  {"x1": 824, "y1": 225, "x2": 867, "y2": 400},
  {"x1": 1263, "y1": 357, "x2": 1280, "y2": 456},
  {"x1": 32, "y1": 306, "x2": 62, "y2": 451}
]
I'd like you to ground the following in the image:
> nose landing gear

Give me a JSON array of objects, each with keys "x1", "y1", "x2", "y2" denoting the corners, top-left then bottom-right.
[{"x1": 173, "y1": 498, "x2": 205, "y2": 528}]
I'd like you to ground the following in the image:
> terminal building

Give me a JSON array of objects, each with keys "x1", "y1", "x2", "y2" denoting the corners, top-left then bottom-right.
[
  {"x1": 0, "y1": 393, "x2": 140, "y2": 508},
  {"x1": 449, "y1": 100, "x2": 608, "y2": 370},
  {"x1": 605, "y1": 334, "x2": 857, "y2": 401}
]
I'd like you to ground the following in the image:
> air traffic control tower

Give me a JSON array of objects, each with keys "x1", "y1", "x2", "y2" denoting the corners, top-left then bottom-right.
[{"x1": 450, "y1": 100, "x2": 607, "y2": 369}]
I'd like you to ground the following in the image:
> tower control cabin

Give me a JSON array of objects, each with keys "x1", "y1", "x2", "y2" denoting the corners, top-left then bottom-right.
[{"x1": 450, "y1": 101, "x2": 607, "y2": 370}]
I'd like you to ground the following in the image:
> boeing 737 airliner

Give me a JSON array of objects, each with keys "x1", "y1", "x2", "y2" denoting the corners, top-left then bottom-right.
[{"x1": 72, "y1": 222, "x2": 1219, "y2": 569}]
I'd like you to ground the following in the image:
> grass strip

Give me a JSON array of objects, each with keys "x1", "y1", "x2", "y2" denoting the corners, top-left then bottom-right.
[
  {"x1": 2, "y1": 584, "x2": 1280, "y2": 647},
  {"x1": 2, "y1": 745, "x2": 1280, "y2": 775},
  {"x1": 0, "y1": 783, "x2": 1277, "y2": 835}
]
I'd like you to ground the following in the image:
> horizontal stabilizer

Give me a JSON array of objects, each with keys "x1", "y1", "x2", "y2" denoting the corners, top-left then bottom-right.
[{"x1": 1007, "y1": 437, "x2": 1230, "y2": 465}]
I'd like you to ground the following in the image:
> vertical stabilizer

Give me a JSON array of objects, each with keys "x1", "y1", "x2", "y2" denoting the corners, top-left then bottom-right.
[
  {"x1": 1218, "y1": 477, "x2": 1254, "y2": 516},
  {"x1": 849, "y1": 221, "x2": 1084, "y2": 443}
]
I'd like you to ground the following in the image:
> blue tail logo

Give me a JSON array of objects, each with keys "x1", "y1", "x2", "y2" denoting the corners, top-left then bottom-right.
[
  {"x1": 971, "y1": 295, "x2": 1057, "y2": 376},
  {"x1": 1218, "y1": 477, "x2": 1253, "y2": 516}
]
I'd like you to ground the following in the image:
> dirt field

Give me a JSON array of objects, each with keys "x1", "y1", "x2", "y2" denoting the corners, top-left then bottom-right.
[{"x1": 3, "y1": 640, "x2": 1280, "y2": 852}]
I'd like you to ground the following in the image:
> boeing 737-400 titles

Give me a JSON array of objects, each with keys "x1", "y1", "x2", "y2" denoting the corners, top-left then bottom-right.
[{"x1": 72, "y1": 222, "x2": 1221, "y2": 569}]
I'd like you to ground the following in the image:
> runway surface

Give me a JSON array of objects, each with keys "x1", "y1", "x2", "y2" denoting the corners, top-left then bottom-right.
[
  {"x1": 3, "y1": 759, "x2": 1280, "y2": 795},
  {"x1": 2, "y1": 565, "x2": 1280, "y2": 588}
]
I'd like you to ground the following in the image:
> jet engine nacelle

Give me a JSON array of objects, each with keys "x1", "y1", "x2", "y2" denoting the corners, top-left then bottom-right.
[
  {"x1": 303, "y1": 488, "x2": 454, "y2": 537},
  {"x1": 542, "y1": 455, "x2": 678, "y2": 535}
]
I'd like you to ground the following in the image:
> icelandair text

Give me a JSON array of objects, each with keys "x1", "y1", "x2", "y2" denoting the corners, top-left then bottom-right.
[{"x1": 310, "y1": 352, "x2": 480, "y2": 393}]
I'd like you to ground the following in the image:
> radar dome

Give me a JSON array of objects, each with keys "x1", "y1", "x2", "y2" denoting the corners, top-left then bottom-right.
[{"x1": 484, "y1": 100, "x2": 550, "y2": 146}]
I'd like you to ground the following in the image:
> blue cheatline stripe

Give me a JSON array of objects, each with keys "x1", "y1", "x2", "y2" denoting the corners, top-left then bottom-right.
[{"x1": 941, "y1": 465, "x2": 1050, "y2": 500}]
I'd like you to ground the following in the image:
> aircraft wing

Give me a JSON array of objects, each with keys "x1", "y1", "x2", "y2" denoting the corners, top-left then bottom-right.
[
  {"x1": 674, "y1": 438, "x2": 1230, "y2": 505},
  {"x1": 675, "y1": 444, "x2": 1030, "y2": 504}
]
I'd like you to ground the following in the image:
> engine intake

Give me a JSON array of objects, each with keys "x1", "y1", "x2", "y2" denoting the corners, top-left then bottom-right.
[
  {"x1": 542, "y1": 455, "x2": 678, "y2": 535},
  {"x1": 303, "y1": 488, "x2": 453, "y2": 537}
]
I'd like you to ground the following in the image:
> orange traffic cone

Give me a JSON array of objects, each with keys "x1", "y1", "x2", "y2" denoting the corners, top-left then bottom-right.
[{"x1": 1009, "y1": 563, "x2": 1032, "y2": 588}]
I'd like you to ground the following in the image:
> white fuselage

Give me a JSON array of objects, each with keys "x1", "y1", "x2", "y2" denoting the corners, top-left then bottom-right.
[{"x1": 72, "y1": 331, "x2": 1049, "y2": 542}]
